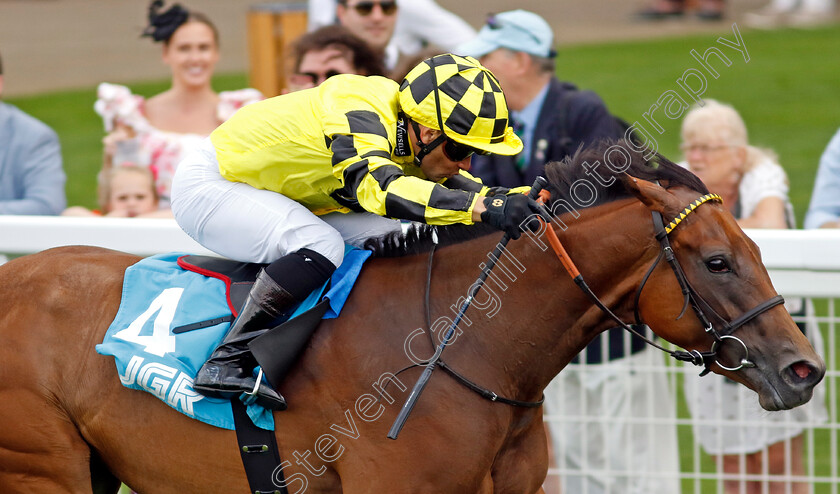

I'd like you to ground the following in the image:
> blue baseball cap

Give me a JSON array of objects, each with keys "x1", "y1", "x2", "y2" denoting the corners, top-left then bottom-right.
[{"x1": 456, "y1": 10, "x2": 556, "y2": 59}]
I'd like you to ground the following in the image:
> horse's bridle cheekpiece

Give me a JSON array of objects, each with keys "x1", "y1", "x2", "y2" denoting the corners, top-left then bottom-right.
[{"x1": 543, "y1": 191, "x2": 785, "y2": 377}]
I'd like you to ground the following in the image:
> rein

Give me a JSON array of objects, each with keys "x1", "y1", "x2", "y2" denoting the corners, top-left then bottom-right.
[
  {"x1": 423, "y1": 245, "x2": 545, "y2": 408},
  {"x1": 542, "y1": 192, "x2": 785, "y2": 376},
  {"x1": 387, "y1": 178, "x2": 547, "y2": 440}
]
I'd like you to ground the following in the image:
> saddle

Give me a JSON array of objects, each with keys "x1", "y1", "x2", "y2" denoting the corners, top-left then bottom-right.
[
  {"x1": 178, "y1": 255, "x2": 263, "y2": 313},
  {"x1": 177, "y1": 255, "x2": 330, "y2": 389},
  {"x1": 98, "y1": 247, "x2": 368, "y2": 428}
]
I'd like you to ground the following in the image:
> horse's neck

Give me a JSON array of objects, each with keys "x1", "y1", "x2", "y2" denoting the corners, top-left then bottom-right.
[{"x1": 431, "y1": 200, "x2": 659, "y2": 400}]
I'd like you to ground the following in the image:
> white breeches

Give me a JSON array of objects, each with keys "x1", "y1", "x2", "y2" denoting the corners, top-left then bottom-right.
[{"x1": 171, "y1": 138, "x2": 402, "y2": 267}]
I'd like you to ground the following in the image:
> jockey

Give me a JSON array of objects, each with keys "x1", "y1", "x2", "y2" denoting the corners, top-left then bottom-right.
[{"x1": 170, "y1": 53, "x2": 540, "y2": 410}]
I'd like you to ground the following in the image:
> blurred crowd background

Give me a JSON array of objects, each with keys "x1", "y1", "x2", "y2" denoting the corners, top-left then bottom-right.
[{"x1": 0, "y1": 0, "x2": 784, "y2": 97}]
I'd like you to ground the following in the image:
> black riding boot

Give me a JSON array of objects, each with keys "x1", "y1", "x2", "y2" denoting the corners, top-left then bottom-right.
[{"x1": 193, "y1": 269, "x2": 294, "y2": 410}]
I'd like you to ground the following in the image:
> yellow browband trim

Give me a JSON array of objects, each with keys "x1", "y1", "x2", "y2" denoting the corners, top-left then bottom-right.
[{"x1": 664, "y1": 193, "x2": 723, "y2": 235}]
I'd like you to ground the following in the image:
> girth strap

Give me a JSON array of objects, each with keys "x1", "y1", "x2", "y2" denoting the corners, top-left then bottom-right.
[{"x1": 231, "y1": 399, "x2": 287, "y2": 494}]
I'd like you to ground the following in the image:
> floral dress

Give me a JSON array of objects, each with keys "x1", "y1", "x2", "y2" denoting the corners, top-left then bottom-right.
[{"x1": 94, "y1": 83, "x2": 263, "y2": 208}]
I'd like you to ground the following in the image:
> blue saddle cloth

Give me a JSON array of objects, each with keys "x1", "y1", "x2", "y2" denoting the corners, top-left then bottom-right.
[{"x1": 96, "y1": 247, "x2": 370, "y2": 431}]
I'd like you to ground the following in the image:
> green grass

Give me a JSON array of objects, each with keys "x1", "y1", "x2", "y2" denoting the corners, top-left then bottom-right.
[{"x1": 553, "y1": 24, "x2": 840, "y2": 226}]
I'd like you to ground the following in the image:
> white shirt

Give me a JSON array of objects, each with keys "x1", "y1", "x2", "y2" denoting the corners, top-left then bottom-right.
[
  {"x1": 307, "y1": 0, "x2": 477, "y2": 70},
  {"x1": 680, "y1": 158, "x2": 796, "y2": 227}
]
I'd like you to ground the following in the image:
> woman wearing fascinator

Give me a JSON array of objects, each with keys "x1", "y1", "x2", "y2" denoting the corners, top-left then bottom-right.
[{"x1": 94, "y1": 0, "x2": 262, "y2": 210}]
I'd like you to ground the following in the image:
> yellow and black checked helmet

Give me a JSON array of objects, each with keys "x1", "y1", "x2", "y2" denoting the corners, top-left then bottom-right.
[{"x1": 399, "y1": 53, "x2": 523, "y2": 156}]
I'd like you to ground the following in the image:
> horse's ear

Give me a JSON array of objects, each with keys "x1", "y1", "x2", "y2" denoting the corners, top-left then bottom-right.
[{"x1": 620, "y1": 174, "x2": 676, "y2": 215}]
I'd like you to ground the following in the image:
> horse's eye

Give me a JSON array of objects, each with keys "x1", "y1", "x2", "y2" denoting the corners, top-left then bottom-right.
[{"x1": 706, "y1": 257, "x2": 731, "y2": 273}]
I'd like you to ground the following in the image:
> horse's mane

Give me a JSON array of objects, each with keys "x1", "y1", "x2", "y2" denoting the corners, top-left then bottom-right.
[
  {"x1": 544, "y1": 139, "x2": 708, "y2": 206},
  {"x1": 365, "y1": 139, "x2": 708, "y2": 258},
  {"x1": 363, "y1": 222, "x2": 499, "y2": 258}
]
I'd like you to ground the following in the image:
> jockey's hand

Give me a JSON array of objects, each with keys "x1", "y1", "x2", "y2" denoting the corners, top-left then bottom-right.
[{"x1": 480, "y1": 194, "x2": 542, "y2": 240}]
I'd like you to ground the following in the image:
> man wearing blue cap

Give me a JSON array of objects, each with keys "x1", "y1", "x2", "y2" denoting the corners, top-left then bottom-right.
[
  {"x1": 456, "y1": 9, "x2": 623, "y2": 188},
  {"x1": 457, "y1": 11, "x2": 681, "y2": 494}
]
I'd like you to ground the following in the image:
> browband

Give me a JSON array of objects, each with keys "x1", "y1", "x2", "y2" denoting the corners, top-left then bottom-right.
[{"x1": 664, "y1": 193, "x2": 723, "y2": 235}]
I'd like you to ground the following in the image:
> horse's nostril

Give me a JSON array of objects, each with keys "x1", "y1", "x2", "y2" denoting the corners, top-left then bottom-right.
[
  {"x1": 791, "y1": 361, "x2": 812, "y2": 380},
  {"x1": 785, "y1": 360, "x2": 823, "y2": 388}
]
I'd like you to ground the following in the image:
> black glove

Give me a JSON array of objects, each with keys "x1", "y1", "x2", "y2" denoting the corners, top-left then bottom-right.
[
  {"x1": 484, "y1": 186, "x2": 511, "y2": 197},
  {"x1": 480, "y1": 194, "x2": 543, "y2": 240}
]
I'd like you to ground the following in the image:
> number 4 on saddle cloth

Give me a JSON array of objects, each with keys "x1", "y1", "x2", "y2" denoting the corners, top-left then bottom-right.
[{"x1": 95, "y1": 246, "x2": 371, "y2": 431}]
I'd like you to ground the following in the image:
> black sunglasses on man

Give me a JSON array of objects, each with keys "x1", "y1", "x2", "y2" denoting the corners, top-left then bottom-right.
[{"x1": 340, "y1": 0, "x2": 398, "y2": 16}]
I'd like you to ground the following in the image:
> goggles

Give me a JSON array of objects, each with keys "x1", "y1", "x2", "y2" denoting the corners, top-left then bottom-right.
[{"x1": 345, "y1": 1, "x2": 398, "y2": 16}]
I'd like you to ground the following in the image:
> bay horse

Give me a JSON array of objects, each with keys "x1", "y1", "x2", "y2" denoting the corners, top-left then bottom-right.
[{"x1": 0, "y1": 141, "x2": 824, "y2": 493}]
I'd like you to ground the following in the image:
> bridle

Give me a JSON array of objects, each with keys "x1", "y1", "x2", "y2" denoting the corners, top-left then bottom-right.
[
  {"x1": 388, "y1": 189, "x2": 786, "y2": 432},
  {"x1": 543, "y1": 192, "x2": 785, "y2": 376}
]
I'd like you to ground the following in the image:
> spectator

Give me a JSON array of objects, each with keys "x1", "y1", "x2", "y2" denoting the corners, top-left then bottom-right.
[
  {"x1": 95, "y1": 0, "x2": 262, "y2": 210},
  {"x1": 286, "y1": 25, "x2": 386, "y2": 93},
  {"x1": 679, "y1": 99, "x2": 829, "y2": 494},
  {"x1": 745, "y1": 0, "x2": 835, "y2": 28},
  {"x1": 635, "y1": 0, "x2": 725, "y2": 20},
  {"x1": 804, "y1": 127, "x2": 840, "y2": 228},
  {"x1": 389, "y1": 46, "x2": 446, "y2": 87},
  {"x1": 457, "y1": 10, "x2": 680, "y2": 494},
  {"x1": 63, "y1": 165, "x2": 171, "y2": 218},
  {"x1": 680, "y1": 100, "x2": 793, "y2": 226},
  {"x1": 0, "y1": 48, "x2": 66, "y2": 216},
  {"x1": 333, "y1": 0, "x2": 398, "y2": 72},
  {"x1": 309, "y1": 0, "x2": 476, "y2": 74},
  {"x1": 456, "y1": 10, "x2": 623, "y2": 188}
]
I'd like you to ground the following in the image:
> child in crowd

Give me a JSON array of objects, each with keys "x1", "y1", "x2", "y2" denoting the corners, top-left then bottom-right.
[{"x1": 63, "y1": 165, "x2": 170, "y2": 218}]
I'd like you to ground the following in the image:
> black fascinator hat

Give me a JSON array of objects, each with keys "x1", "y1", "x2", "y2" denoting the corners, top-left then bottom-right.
[{"x1": 142, "y1": 0, "x2": 190, "y2": 43}]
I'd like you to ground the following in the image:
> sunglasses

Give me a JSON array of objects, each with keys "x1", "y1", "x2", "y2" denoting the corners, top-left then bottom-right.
[
  {"x1": 442, "y1": 139, "x2": 487, "y2": 162},
  {"x1": 485, "y1": 13, "x2": 557, "y2": 58},
  {"x1": 344, "y1": 1, "x2": 398, "y2": 16}
]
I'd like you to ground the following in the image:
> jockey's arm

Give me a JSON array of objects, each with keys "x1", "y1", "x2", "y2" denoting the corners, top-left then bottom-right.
[
  {"x1": 326, "y1": 119, "x2": 482, "y2": 225},
  {"x1": 472, "y1": 197, "x2": 486, "y2": 222}
]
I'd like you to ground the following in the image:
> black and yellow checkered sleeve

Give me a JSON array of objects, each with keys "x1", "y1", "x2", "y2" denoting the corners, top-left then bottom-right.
[
  {"x1": 328, "y1": 118, "x2": 478, "y2": 225},
  {"x1": 322, "y1": 76, "x2": 480, "y2": 225}
]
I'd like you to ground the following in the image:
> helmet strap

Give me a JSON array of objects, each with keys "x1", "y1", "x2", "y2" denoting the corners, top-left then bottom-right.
[
  {"x1": 410, "y1": 118, "x2": 445, "y2": 166},
  {"x1": 411, "y1": 56, "x2": 448, "y2": 166}
]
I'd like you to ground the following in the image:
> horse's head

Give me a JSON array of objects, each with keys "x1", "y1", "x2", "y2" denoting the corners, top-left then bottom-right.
[
  {"x1": 543, "y1": 140, "x2": 824, "y2": 411},
  {"x1": 624, "y1": 174, "x2": 825, "y2": 411}
]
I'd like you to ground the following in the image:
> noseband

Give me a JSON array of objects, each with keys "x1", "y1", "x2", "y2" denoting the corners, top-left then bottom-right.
[{"x1": 544, "y1": 193, "x2": 785, "y2": 376}]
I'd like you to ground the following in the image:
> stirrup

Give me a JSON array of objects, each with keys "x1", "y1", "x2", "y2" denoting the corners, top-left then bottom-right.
[
  {"x1": 241, "y1": 368, "x2": 287, "y2": 410},
  {"x1": 246, "y1": 368, "x2": 264, "y2": 397}
]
